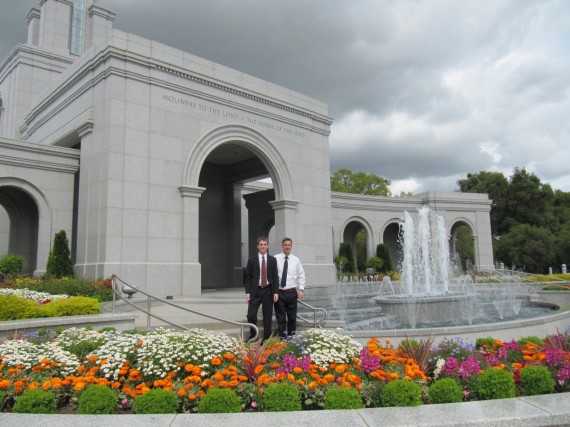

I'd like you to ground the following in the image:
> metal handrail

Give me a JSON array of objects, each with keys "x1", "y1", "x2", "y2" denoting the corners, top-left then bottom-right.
[
  {"x1": 297, "y1": 299, "x2": 328, "y2": 328},
  {"x1": 111, "y1": 274, "x2": 259, "y2": 341}
]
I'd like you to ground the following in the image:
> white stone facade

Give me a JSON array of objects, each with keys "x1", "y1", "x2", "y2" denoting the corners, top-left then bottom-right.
[{"x1": 0, "y1": 0, "x2": 493, "y2": 296}]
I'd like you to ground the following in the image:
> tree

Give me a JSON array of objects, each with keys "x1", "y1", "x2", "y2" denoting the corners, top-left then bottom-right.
[
  {"x1": 338, "y1": 242, "x2": 356, "y2": 273},
  {"x1": 457, "y1": 171, "x2": 509, "y2": 237},
  {"x1": 495, "y1": 224, "x2": 556, "y2": 274},
  {"x1": 375, "y1": 243, "x2": 393, "y2": 272},
  {"x1": 503, "y1": 168, "x2": 555, "y2": 232},
  {"x1": 46, "y1": 230, "x2": 74, "y2": 278},
  {"x1": 331, "y1": 168, "x2": 391, "y2": 196}
]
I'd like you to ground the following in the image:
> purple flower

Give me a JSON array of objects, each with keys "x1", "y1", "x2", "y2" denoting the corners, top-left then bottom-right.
[{"x1": 359, "y1": 348, "x2": 380, "y2": 373}]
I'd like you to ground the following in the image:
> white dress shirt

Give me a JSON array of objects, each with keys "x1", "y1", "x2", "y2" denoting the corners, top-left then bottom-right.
[{"x1": 275, "y1": 252, "x2": 306, "y2": 291}]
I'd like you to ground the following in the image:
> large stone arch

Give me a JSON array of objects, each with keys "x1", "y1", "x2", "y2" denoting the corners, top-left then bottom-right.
[
  {"x1": 341, "y1": 216, "x2": 374, "y2": 272},
  {"x1": 0, "y1": 177, "x2": 51, "y2": 276},
  {"x1": 182, "y1": 124, "x2": 294, "y2": 200},
  {"x1": 179, "y1": 124, "x2": 296, "y2": 294}
]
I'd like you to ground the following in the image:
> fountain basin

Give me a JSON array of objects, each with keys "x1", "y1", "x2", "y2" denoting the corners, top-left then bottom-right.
[{"x1": 373, "y1": 293, "x2": 480, "y2": 328}]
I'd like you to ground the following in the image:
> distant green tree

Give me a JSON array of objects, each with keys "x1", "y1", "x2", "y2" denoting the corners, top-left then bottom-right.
[
  {"x1": 453, "y1": 225, "x2": 475, "y2": 271},
  {"x1": 457, "y1": 171, "x2": 509, "y2": 237},
  {"x1": 503, "y1": 168, "x2": 555, "y2": 232},
  {"x1": 46, "y1": 230, "x2": 74, "y2": 278},
  {"x1": 338, "y1": 242, "x2": 356, "y2": 273},
  {"x1": 495, "y1": 224, "x2": 556, "y2": 274},
  {"x1": 375, "y1": 244, "x2": 393, "y2": 272},
  {"x1": 331, "y1": 168, "x2": 391, "y2": 196}
]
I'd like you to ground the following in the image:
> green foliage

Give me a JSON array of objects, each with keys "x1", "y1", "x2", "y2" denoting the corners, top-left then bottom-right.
[
  {"x1": 333, "y1": 255, "x2": 349, "y2": 272},
  {"x1": 428, "y1": 378, "x2": 463, "y2": 404},
  {"x1": 133, "y1": 388, "x2": 178, "y2": 414},
  {"x1": 475, "y1": 369, "x2": 515, "y2": 400},
  {"x1": 338, "y1": 242, "x2": 356, "y2": 273},
  {"x1": 197, "y1": 388, "x2": 241, "y2": 413},
  {"x1": 262, "y1": 382, "x2": 302, "y2": 412},
  {"x1": 495, "y1": 224, "x2": 556, "y2": 274},
  {"x1": 518, "y1": 366, "x2": 554, "y2": 396},
  {"x1": 0, "y1": 254, "x2": 26, "y2": 276},
  {"x1": 375, "y1": 244, "x2": 393, "y2": 272},
  {"x1": 453, "y1": 224, "x2": 475, "y2": 271},
  {"x1": 12, "y1": 389, "x2": 56, "y2": 414},
  {"x1": 475, "y1": 337, "x2": 497, "y2": 350},
  {"x1": 360, "y1": 379, "x2": 384, "y2": 408},
  {"x1": 0, "y1": 294, "x2": 99, "y2": 320},
  {"x1": 324, "y1": 386, "x2": 364, "y2": 409},
  {"x1": 381, "y1": 380, "x2": 422, "y2": 407},
  {"x1": 331, "y1": 168, "x2": 391, "y2": 196},
  {"x1": 13, "y1": 276, "x2": 113, "y2": 302},
  {"x1": 517, "y1": 336, "x2": 544, "y2": 347},
  {"x1": 61, "y1": 337, "x2": 105, "y2": 359},
  {"x1": 78, "y1": 385, "x2": 118, "y2": 414},
  {"x1": 46, "y1": 230, "x2": 74, "y2": 278},
  {"x1": 37, "y1": 296, "x2": 100, "y2": 316},
  {"x1": 0, "y1": 295, "x2": 39, "y2": 320},
  {"x1": 364, "y1": 256, "x2": 384, "y2": 272}
]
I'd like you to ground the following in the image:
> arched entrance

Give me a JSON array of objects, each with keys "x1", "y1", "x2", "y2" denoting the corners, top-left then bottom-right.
[
  {"x1": 0, "y1": 186, "x2": 40, "y2": 275},
  {"x1": 182, "y1": 125, "x2": 295, "y2": 293},
  {"x1": 342, "y1": 218, "x2": 373, "y2": 273},
  {"x1": 450, "y1": 221, "x2": 476, "y2": 272},
  {"x1": 382, "y1": 221, "x2": 401, "y2": 271}
]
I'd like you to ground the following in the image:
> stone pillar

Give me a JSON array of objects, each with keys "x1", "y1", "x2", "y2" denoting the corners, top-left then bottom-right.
[
  {"x1": 179, "y1": 185, "x2": 204, "y2": 296},
  {"x1": 85, "y1": 4, "x2": 116, "y2": 49},
  {"x1": 26, "y1": 8, "x2": 41, "y2": 46},
  {"x1": 270, "y1": 199, "x2": 300, "y2": 247}
]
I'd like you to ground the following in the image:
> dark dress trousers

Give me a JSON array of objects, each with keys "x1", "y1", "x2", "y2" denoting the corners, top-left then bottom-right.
[{"x1": 244, "y1": 253, "x2": 278, "y2": 341}]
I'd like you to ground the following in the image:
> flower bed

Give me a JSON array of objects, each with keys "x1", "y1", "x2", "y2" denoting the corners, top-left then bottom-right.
[{"x1": 0, "y1": 327, "x2": 569, "y2": 414}]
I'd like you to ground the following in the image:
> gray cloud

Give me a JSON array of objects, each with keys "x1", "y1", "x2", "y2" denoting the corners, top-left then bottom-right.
[{"x1": 1, "y1": 0, "x2": 569, "y2": 193}]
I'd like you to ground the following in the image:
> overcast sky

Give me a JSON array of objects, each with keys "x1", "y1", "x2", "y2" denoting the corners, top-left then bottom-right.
[{"x1": 1, "y1": 0, "x2": 569, "y2": 194}]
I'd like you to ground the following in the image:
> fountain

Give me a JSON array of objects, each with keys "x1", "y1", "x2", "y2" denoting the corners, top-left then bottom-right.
[
  {"x1": 300, "y1": 206, "x2": 568, "y2": 345},
  {"x1": 373, "y1": 206, "x2": 479, "y2": 328}
]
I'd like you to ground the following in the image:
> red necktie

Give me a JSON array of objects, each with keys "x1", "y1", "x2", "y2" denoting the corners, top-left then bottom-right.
[{"x1": 261, "y1": 256, "x2": 267, "y2": 287}]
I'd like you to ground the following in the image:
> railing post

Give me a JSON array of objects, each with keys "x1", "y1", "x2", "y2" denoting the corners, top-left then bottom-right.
[{"x1": 147, "y1": 295, "x2": 151, "y2": 330}]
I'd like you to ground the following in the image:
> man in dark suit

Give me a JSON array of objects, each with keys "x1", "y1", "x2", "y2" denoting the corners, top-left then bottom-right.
[{"x1": 244, "y1": 236, "x2": 279, "y2": 342}]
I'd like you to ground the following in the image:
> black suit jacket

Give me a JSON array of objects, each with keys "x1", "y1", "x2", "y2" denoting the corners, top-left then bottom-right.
[{"x1": 245, "y1": 253, "x2": 278, "y2": 298}]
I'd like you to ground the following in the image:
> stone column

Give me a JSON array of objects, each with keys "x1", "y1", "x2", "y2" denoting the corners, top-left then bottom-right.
[
  {"x1": 270, "y1": 199, "x2": 300, "y2": 244},
  {"x1": 179, "y1": 185, "x2": 204, "y2": 296}
]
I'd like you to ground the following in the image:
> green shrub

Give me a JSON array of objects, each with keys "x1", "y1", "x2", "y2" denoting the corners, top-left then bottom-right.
[
  {"x1": 381, "y1": 380, "x2": 422, "y2": 407},
  {"x1": 0, "y1": 390, "x2": 6, "y2": 411},
  {"x1": 133, "y1": 388, "x2": 178, "y2": 414},
  {"x1": 46, "y1": 230, "x2": 74, "y2": 278},
  {"x1": 375, "y1": 243, "x2": 393, "y2": 272},
  {"x1": 338, "y1": 243, "x2": 356, "y2": 273},
  {"x1": 519, "y1": 366, "x2": 554, "y2": 396},
  {"x1": 37, "y1": 296, "x2": 100, "y2": 317},
  {"x1": 476, "y1": 369, "x2": 515, "y2": 400},
  {"x1": 0, "y1": 295, "x2": 39, "y2": 320},
  {"x1": 197, "y1": 388, "x2": 241, "y2": 413},
  {"x1": 428, "y1": 378, "x2": 463, "y2": 404},
  {"x1": 364, "y1": 256, "x2": 384, "y2": 272},
  {"x1": 262, "y1": 382, "x2": 302, "y2": 412},
  {"x1": 0, "y1": 254, "x2": 26, "y2": 276},
  {"x1": 324, "y1": 386, "x2": 364, "y2": 409},
  {"x1": 360, "y1": 379, "x2": 384, "y2": 408},
  {"x1": 78, "y1": 385, "x2": 118, "y2": 414},
  {"x1": 12, "y1": 389, "x2": 56, "y2": 414}
]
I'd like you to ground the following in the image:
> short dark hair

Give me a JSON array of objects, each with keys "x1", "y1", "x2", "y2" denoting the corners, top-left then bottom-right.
[
  {"x1": 257, "y1": 236, "x2": 268, "y2": 244},
  {"x1": 282, "y1": 237, "x2": 292, "y2": 244}
]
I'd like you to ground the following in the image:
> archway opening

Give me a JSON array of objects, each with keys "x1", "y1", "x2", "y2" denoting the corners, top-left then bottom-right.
[
  {"x1": 198, "y1": 142, "x2": 274, "y2": 290},
  {"x1": 0, "y1": 186, "x2": 39, "y2": 275},
  {"x1": 383, "y1": 222, "x2": 401, "y2": 271},
  {"x1": 342, "y1": 220, "x2": 368, "y2": 274},
  {"x1": 451, "y1": 222, "x2": 475, "y2": 272}
]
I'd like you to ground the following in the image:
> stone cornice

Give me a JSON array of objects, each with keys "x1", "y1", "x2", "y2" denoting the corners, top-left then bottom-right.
[
  {"x1": 178, "y1": 185, "x2": 206, "y2": 198},
  {"x1": 18, "y1": 41, "x2": 333, "y2": 139},
  {"x1": 0, "y1": 138, "x2": 79, "y2": 173}
]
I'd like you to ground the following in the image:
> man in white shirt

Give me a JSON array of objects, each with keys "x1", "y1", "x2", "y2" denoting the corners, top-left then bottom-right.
[{"x1": 274, "y1": 237, "x2": 306, "y2": 339}]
